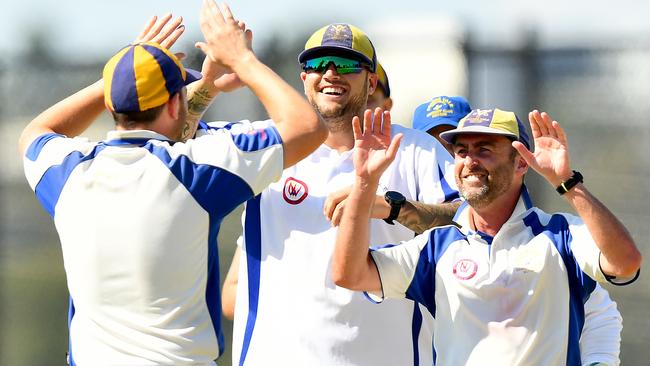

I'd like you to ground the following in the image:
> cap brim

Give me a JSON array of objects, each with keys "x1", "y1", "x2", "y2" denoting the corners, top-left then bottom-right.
[
  {"x1": 185, "y1": 68, "x2": 203, "y2": 85},
  {"x1": 439, "y1": 126, "x2": 519, "y2": 144},
  {"x1": 298, "y1": 46, "x2": 374, "y2": 70},
  {"x1": 413, "y1": 118, "x2": 458, "y2": 133}
]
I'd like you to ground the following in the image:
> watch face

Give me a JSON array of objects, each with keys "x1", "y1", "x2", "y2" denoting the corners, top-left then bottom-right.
[{"x1": 385, "y1": 191, "x2": 406, "y2": 204}]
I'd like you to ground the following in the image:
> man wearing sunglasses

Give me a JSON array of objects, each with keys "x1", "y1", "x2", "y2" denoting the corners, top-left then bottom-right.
[{"x1": 227, "y1": 23, "x2": 459, "y2": 366}]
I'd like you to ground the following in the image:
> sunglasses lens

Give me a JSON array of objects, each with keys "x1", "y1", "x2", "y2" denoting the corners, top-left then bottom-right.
[{"x1": 302, "y1": 56, "x2": 366, "y2": 74}]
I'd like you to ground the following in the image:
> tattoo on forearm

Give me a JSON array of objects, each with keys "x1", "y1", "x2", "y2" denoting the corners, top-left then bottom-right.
[
  {"x1": 183, "y1": 86, "x2": 217, "y2": 141},
  {"x1": 397, "y1": 201, "x2": 461, "y2": 234},
  {"x1": 187, "y1": 87, "x2": 216, "y2": 120}
]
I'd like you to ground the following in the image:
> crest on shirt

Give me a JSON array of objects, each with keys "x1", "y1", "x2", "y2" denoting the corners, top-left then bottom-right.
[
  {"x1": 283, "y1": 177, "x2": 309, "y2": 205},
  {"x1": 453, "y1": 258, "x2": 478, "y2": 280}
]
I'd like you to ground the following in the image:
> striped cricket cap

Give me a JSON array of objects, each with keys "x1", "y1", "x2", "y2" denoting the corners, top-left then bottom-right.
[
  {"x1": 103, "y1": 42, "x2": 202, "y2": 113},
  {"x1": 439, "y1": 108, "x2": 531, "y2": 149},
  {"x1": 376, "y1": 62, "x2": 390, "y2": 97},
  {"x1": 298, "y1": 24, "x2": 377, "y2": 72}
]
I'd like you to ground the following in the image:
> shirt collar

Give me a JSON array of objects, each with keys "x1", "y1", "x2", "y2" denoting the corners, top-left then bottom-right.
[
  {"x1": 452, "y1": 184, "x2": 534, "y2": 233},
  {"x1": 104, "y1": 130, "x2": 173, "y2": 146}
]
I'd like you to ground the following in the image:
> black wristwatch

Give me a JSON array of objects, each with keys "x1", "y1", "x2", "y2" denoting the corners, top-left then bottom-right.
[
  {"x1": 384, "y1": 191, "x2": 406, "y2": 225},
  {"x1": 556, "y1": 170, "x2": 583, "y2": 195}
]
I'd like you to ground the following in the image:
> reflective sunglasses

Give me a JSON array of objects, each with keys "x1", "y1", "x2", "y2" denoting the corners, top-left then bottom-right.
[{"x1": 301, "y1": 56, "x2": 369, "y2": 74}]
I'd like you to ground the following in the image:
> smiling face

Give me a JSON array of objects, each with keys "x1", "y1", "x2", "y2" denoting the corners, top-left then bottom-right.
[
  {"x1": 453, "y1": 133, "x2": 525, "y2": 209},
  {"x1": 301, "y1": 61, "x2": 377, "y2": 131}
]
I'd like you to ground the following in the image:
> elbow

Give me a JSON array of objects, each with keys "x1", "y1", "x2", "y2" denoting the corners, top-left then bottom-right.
[
  {"x1": 331, "y1": 263, "x2": 358, "y2": 290},
  {"x1": 621, "y1": 250, "x2": 643, "y2": 278}
]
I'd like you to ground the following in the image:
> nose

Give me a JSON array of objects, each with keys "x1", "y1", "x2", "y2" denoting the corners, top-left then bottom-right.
[
  {"x1": 322, "y1": 63, "x2": 340, "y2": 78},
  {"x1": 463, "y1": 153, "x2": 479, "y2": 168}
]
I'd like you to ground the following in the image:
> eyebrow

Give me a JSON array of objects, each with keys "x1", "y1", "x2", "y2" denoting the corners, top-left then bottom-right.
[{"x1": 453, "y1": 140, "x2": 497, "y2": 149}]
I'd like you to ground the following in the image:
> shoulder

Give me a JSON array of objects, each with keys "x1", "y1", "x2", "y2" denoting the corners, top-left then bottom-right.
[{"x1": 197, "y1": 119, "x2": 276, "y2": 136}]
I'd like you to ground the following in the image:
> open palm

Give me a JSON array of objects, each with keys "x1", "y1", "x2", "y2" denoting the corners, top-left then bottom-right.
[
  {"x1": 513, "y1": 110, "x2": 573, "y2": 186},
  {"x1": 352, "y1": 108, "x2": 402, "y2": 183}
]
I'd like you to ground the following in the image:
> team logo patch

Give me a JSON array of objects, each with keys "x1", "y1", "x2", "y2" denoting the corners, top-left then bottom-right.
[
  {"x1": 283, "y1": 177, "x2": 309, "y2": 205},
  {"x1": 453, "y1": 259, "x2": 478, "y2": 280}
]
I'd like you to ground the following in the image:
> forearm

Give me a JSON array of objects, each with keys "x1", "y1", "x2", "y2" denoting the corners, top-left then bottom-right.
[
  {"x1": 396, "y1": 200, "x2": 461, "y2": 234},
  {"x1": 186, "y1": 80, "x2": 220, "y2": 131},
  {"x1": 332, "y1": 177, "x2": 381, "y2": 292},
  {"x1": 565, "y1": 183, "x2": 641, "y2": 277},
  {"x1": 19, "y1": 79, "x2": 105, "y2": 154}
]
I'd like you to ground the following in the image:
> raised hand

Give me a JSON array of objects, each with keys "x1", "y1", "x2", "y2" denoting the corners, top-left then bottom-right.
[
  {"x1": 512, "y1": 110, "x2": 573, "y2": 186},
  {"x1": 195, "y1": 1, "x2": 253, "y2": 70},
  {"x1": 352, "y1": 108, "x2": 402, "y2": 183},
  {"x1": 134, "y1": 14, "x2": 185, "y2": 50},
  {"x1": 199, "y1": 19, "x2": 252, "y2": 92}
]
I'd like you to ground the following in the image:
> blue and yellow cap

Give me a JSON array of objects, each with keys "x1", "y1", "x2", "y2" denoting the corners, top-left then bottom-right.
[
  {"x1": 376, "y1": 62, "x2": 390, "y2": 97},
  {"x1": 439, "y1": 108, "x2": 531, "y2": 149},
  {"x1": 103, "y1": 42, "x2": 202, "y2": 113},
  {"x1": 412, "y1": 96, "x2": 471, "y2": 132},
  {"x1": 298, "y1": 24, "x2": 377, "y2": 72}
]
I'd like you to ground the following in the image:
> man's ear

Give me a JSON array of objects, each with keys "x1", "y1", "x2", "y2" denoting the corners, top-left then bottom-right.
[
  {"x1": 383, "y1": 97, "x2": 394, "y2": 111},
  {"x1": 368, "y1": 72, "x2": 378, "y2": 95},
  {"x1": 515, "y1": 154, "x2": 529, "y2": 175},
  {"x1": 167, "y1": 93, "x2": 181, "y2": 119}
]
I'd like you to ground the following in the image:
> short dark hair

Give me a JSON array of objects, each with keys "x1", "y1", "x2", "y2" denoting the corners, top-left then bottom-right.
[{"x1": 110, "y1": 102, "x2": 165, "y2": 128}]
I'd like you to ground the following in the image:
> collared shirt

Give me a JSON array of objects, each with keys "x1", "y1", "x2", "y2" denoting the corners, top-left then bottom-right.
[
  {"x1": 370, "y1": 186, "x2": 619, "y2": 366},
  {"x1": 201, "y1": 120, "x2": 458, "y2": 366},
  {"x1": 23, "y1": 127, "x2": 283, "y2": 365}
]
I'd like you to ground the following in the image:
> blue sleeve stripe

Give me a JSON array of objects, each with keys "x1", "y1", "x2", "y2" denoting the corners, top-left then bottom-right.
[
  {"x1": 144, "y1": 143, "x2": 255, "y2": 218},
  {"x1": 411, "y1": 302, "x2": 422, "y2": 366},
  {"x1": 437, "y1": 165, "x2": 459, "y2": 202},
  {"x1": 25, "y1": 133, "x2": 66, "y2": 161},
  {"x1": 239, "y1": 195, "x2": 263, "y2": 366},
  {"x1": 68, "y1": 296, "x2": 77, "y2": 366},
  {"x1": 206, "y1": 216, "x2": 225, "y2": 356},
  {"x1": 33, "y1": 144, "x2": 107, "y2": 217},
  {"x1": 522, "y1": 211, "x2": 597, "y2": 366},
  {"x1": 406, "y1": 226, "x2": 464, "y2": 317},
  {"x1": 231, "y1": 126, "x2": 283, "y2": 152}
]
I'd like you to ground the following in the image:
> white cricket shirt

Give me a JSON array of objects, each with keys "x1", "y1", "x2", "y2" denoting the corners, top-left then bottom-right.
[{"x1": 23, "y1": 127, "x2": 283, "y2": 365}]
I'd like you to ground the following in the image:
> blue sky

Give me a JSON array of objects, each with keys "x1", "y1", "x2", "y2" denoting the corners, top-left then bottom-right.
[{"x1": 2, "y1": 0, "x2": 649, "y2": 63}]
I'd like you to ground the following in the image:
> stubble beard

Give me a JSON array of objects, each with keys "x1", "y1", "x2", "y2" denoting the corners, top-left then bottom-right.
[
  {"x1": 458, "y1": 161, "x2": 515, "y2": 209},
  {"x1": 312, "y1": 78, "x2": 369, "y2": 133}
]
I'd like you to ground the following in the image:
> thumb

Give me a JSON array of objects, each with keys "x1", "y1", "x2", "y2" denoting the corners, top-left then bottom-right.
[
  {"x1": 512, "y1": 141, "x2": 536, "y2": 168},
  {"x1": 386, "y1": 133, "x2": 403, "y2": 161}
]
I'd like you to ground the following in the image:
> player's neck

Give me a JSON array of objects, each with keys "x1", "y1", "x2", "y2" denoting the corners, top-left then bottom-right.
[{"x1": 323, "y1": 128, "x2": 354, "y2": 152}]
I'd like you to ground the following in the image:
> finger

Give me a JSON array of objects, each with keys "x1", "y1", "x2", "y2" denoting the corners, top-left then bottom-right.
[
  {"x1": 386, "y1": 133, "x2": 403, "y2": 161},
  {"x1": 237, "y1": 20, "x2": 246, "y2": 31},
  {"x1": 207, "y1": 0, "x2": 225, "y2": 25},
  {"x1": 372, "y1": 107, "x2": 382, "y2": 133},
  {"x1": 552, "y1": 120, "x2": 568, "y2": 145},
  {"x1": 195, "y1": 42, "x2": 214, "y2": 61},
  {"x1": 199, "y1": 1, "x2": 213, "y2": 34},
  {"x1": 352, "y1": 116, "x2": 362, "y2": 140},
  {"x1": 362, "y1": 109, "x2": 373, "y2": 134},
  {"x1": 174, "y1": 52, "x2": 187, "y2": 61},
  {"x1": 382, "y1": 110, "x2": 392, "y2": 137},
  {"x1": 528, "y1": 110, "x2": 542, "y2": 138},
  {"x1": 331, "y1": 200, "x2": 346, "y2": 227},
  {"x1": 534, "y1": 110, "x2": 550, "y2": 136},
  {"x1": 244, "y1": 29, "x2": 253, "y2": 49},
  {"x1": 539, "y1": 112, "x2": 558, "y2": 139},
  {"x1": 135, "y1": 16, "x2": 157, "y2": 42},
  {"x1": 159, "y1": 24, "x2": 185, "y2": 49},
  {"x1": 222, "y1": 3, "x2": 236, "y2": 22},
  {"x1": 512, "y1": 140, "x2": 536, "y2": 168},
  {"x1": 323, "y1": 193, "x2": 338, "y2": 220},
  {"x1": 146, "y1": 13, "x2": 173, "y2": 40},
  {"x1": 154, "y1": 16, "x2": 183, "y2": 45}
]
